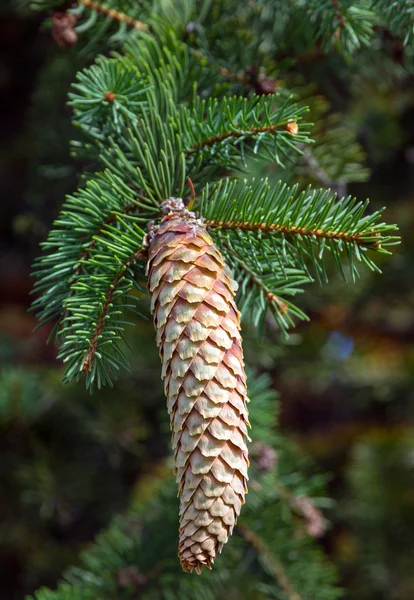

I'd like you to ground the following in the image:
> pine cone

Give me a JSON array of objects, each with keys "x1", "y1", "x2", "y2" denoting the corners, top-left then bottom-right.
[{"x1": 146, "y1": 198, "x2": 249, "y2": 574}]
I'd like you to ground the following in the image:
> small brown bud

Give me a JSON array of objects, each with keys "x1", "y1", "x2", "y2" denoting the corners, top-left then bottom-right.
[
  {"x1": 285, "y1": 121, "x2": 299, "y2": 135},
  {"x1": 104, "y1": 91, "x2": 116, "y2": 103}
]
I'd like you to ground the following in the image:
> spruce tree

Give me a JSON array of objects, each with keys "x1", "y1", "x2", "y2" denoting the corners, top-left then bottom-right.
[{"x1": 15, "y1": 0, "x2": 408, "y2": 597}]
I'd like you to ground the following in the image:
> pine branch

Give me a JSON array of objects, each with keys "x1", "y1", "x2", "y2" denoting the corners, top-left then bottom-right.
[
  {"x1": 68, "y1": 57, "x2": 151, "y2": 157},
  {"x1": 71, "y1": 0, "x2": 278, "y2": 92},
  {"x1": 306, "y1": 0, "x2": 376, "y2": 54},
  {"x1": 208, "y1": 216, "x2": 375, "y2": 246},
  {"x1": 73, "y1": 0, "x2": 263, "y2": 89},
  {"x1": 74, "y1": 201, "x2": 140, "y2": 272},
  {"x1": 186, "y1": 121, "x2": 299, "y2": 155},
  {"x1": 31, "y1": 171, "x2": 155, "y2": 388},
  {"x1": 57, "y1": 217, "x2": 147, "y2": 389},
  {"x1": 233, "y1": 254, "x2": 290, "y2": 317},
  {"x1": 219, "y1": 241, "x2": 310, "y2": 336},
  {"x1": 182, "y1": 94, "x2": 309, "y2": 173},
  {"x1": 80, "y1": 244, "x2": 145, "y2": 374},
  {"x1": 201, "y1": 178, "x2": 399, "y2": 285},
  {"x1": 85, "y1": 80, "x2": 309, "y2": 201}
]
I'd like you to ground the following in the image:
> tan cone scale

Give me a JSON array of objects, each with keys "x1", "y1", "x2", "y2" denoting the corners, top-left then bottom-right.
[{"x1": 145, "y1": 198, "x2": 249, "y2": 574}]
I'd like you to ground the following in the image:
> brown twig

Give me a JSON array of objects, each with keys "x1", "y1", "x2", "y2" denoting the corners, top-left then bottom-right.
[
  {"x1": 82, "y1": 245, "x2": 145, "y2": 372},
  {"x1": 237, "y1": 524, "x2": 302, "y2": 600},
  {"x1": 222, "y1": 247, "x2": 289, "y2": 316},
  {"x1": 186, "y1": 122, "x2": 297, "y2": 155},
  {"x1": 332, "y1": 0, "x2": 345, "y2": 28},
  {"x1": 74, "y1": 203, "x2": 139, "y2": 279},
  {"x1": 207, "y1": 219, "x2": 379, "y2": 247},
  {"x1": 79, "y1": 0, "x2": 148, "y2": 31},
  {"x1": 60, "y1": 202, "x2": 143, "y2": 335}
]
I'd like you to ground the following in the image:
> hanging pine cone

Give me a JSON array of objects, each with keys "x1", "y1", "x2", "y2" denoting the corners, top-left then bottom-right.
[{"x1": 145, "y1": 198, "x2": 249, "y2": 574}]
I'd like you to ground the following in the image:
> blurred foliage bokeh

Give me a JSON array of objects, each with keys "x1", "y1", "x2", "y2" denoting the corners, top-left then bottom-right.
[{"x1": 0, "y1": 2, "x2": 413, "y2": 599}]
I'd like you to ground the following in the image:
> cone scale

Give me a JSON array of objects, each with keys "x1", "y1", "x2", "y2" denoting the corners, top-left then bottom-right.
[{"x1": 145, "y1": 198, "x2": 249, "y2": 574}]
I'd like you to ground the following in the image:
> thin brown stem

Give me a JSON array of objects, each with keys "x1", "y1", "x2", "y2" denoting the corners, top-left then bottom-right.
[
  {"x1": 186, "y1": 122, "x2": 297, "y2": 155},
  {"x1": 237, "y1": 524, "x2": 302, "y2": 600},
  {"x1": 332, "y1": 0, "x2": 345, "y2": 28},
  {"x1": 207, "y1": 219, "x2": 379, "y2": 247},
  {"x1": 79, "y1": 0, "x2": 148, "y2": 31},
  {"x1": 222, "y1": 245, "x2": 289, "y2": 316},
  {"x1": 75, "y1": 203, "x2": 139, "y2": 277},
  {"x1": 82, "y1": 245, "x2": 145, "y2": 372},
  {"x1": 60, "y1": 203, "x2": 144, "y2": 333}
]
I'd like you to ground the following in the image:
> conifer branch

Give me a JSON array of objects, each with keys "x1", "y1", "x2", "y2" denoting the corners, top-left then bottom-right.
[
  {"x1": 186, "y1": 122, "x2": 298, "y2": 155},
  {"x1": 30, "y1": 5, "x2": 399, "y2": 393},
  {"x1": 201, "y1": 178, "x2": 399, "y2": 287},
  {"x1": 75, "y1": 201, "x2": 140, "y2": 274},
  {"x1": 78, "y1": 0, "x2": 148, "y2": 31},
  {"x1": 307, "y1": 0, "x2": 376, "y2": 53},
  {"x1": 217, "y1": 236, "x2": 310, "y2": 334},
  {"x1": 81, "y1": 244, "x2": 145, "y2": 373},
  {"x1": 225, "y1": 251, "x2": 290, "y2": 317},
  {"x1": 207, "y1": 218, "x2": 376, "y2": 247},
  {"x1": 182, "y1": 95, "x2": 307, "y2": 172}
]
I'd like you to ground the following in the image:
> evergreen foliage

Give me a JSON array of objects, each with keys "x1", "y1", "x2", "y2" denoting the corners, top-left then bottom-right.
[
  {"x1": 30, "y1": 14, "x2": 399, "y2": 390},
  {"x1": 9, "y1": 0, "x2": 409, "y2": 596}
]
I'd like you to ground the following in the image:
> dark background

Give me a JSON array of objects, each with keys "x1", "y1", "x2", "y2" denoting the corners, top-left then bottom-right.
[{"x1": 1, "y1": 5, "x2": 413, "y2": 599}]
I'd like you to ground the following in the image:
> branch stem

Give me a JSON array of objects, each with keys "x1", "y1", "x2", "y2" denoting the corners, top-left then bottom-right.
[
  {"x1": 207, "y1": 219, "x2": 377, "y2": 247},
  {"x1": 332, "y1": 0, "x2": 345, "y2": 27},
  {"x1": 78, "y1": 0, "x2": 148, "y2": 31},
  {"x1": 222, "y1": 245, "x2": 289, "y2": 316},
  {"x1": 186, "y1": 122, "x2": 296, "y2": 155},
  {"x1": 81, "y1": 245, "x2": 145, "y2": 372}
]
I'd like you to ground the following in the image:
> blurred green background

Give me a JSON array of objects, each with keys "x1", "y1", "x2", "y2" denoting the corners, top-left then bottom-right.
[{"x1": 0, "y1": 4, "x2": 413, "y2": 600}]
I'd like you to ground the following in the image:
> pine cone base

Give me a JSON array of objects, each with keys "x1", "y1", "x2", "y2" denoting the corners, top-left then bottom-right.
[{"x1": 146, "y1": 200, "x2": 249, "y2": 573}]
